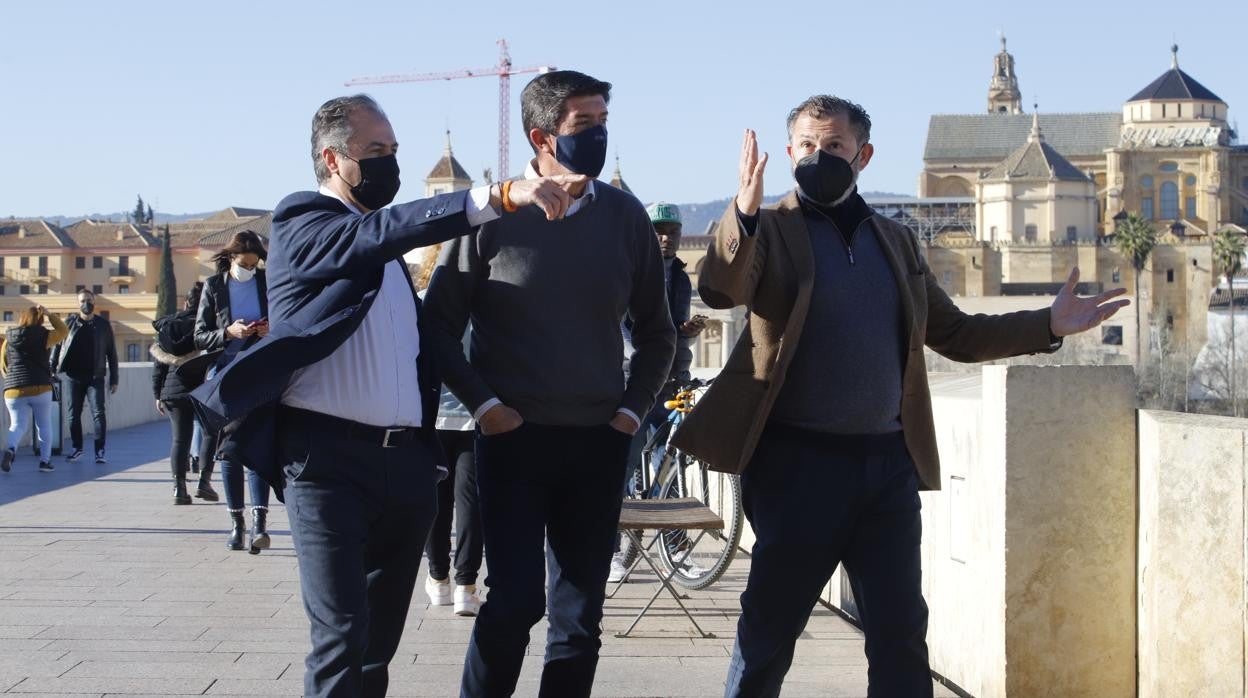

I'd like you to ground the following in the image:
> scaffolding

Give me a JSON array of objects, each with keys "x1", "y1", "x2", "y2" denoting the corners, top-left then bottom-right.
[{"x1": 867, "y1": 196, "x2": 977, "y2": 243}]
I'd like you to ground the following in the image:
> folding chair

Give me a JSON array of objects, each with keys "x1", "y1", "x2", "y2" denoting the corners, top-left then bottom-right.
[{"x1": 607, "y1": 497, "x2": 724, "y2": 638}]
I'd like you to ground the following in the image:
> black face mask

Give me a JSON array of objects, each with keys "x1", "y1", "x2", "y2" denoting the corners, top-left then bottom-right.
[
  {"x1": 554, "y1": 125, "x2": 608, "y2": 178},
  {"x1": 80, "y1": 302, "x2": 94, "y2": 315},
  {"x1": 793, "y1": 145, "x2": 864, "y2": 207},
  {"x1": 338, "y1": 153, "x2": 401, "y2": 210}
]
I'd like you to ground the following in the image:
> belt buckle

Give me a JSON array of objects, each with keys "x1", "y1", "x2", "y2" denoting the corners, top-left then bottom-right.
[{"x1": 382, "y1": 428, "x2": 403, "y2": 449}]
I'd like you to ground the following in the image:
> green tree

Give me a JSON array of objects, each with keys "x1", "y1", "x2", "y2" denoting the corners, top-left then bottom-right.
[
  {"x1": 146, "y1": 204, "x2": 154, "y2": 225},
  {"x1": 1213, "y1": 228, "x2": 1246, "y2": 415},
  {"x1": 1113, "y1": 212, "x2": 1158, "y2": 366},
  {"x1": 156, "y1": 224, "x2": 177, "y2": 318},
  {"x1": 133, "y1": 195, "x2": 146, "y2": 225}
]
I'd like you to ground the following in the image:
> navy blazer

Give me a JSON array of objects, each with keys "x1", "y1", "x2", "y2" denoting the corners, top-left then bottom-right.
[{"x1": 190, "y1": 189, "x2": 475, "y2": 498}]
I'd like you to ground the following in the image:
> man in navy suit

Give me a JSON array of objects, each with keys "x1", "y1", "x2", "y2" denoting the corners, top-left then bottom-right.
[{"x1": 192, "y1": 94, "x2": 584, "y2": 698}]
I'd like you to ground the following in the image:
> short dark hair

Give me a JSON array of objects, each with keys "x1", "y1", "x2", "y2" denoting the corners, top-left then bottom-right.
[
  {"x1": 520, "y1": 71, "x2": 611, "y2": 152},
  {"x1": 786, "y1": 95, "x2": 872, "y2": 146},
  {"x1": 186, "y1": 281, "x2": 204, "y2": 308},
  {"x1": 213, "y1": 230, "x2": 267, "y2": 274},
  {"x1": 311, "y1": 94, "x2": 387, "y2": 183},
  {"x1": 78, "y1": 288, "x2": 95, "y2": 300}
]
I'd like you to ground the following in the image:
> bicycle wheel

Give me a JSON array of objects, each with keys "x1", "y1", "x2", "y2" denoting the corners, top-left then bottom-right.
[{"x1": 655, "y1": 451, "x2": 743, "y2": 590}]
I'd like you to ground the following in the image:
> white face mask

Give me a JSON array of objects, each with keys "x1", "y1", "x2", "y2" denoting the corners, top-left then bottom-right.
[{"x1": 230, "y1": 263, "x2": 256, "y2": 283}]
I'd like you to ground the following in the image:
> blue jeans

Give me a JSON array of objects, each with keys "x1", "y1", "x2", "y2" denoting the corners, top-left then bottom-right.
[
  {"x1": 6, "y1": 391, "x2": 53, "y2": 462},
  {"x1": 220, "y1": 457, "x2": 271, "y2": 512}
]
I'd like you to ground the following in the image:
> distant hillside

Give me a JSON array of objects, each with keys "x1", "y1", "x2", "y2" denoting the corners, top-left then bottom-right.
[
  {"x1": 676, "y1": 190, "x2": 910, "y2": 236},
  {"x1": 3, "y1": 211, "x2": 217, "y2": 226}
]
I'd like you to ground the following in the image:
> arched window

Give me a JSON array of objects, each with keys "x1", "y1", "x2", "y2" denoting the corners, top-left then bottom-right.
[
  {"x1": 1159, "y1": 162, "x2": 1179, "y2": 173},
  {"x1": 1160, "y1": 181, "x2": 1179, "y2": 219}
]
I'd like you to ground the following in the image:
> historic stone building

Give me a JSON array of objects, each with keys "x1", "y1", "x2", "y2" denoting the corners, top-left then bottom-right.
[
  {"x1": 923, "y1": 42, "x2": 1247, "y2": 235},
  {"x1": 911, "y1": 42, "x2": 1247, "y2": 367}
]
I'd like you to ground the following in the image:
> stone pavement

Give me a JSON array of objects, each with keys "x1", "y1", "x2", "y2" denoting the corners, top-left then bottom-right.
[{"x1": 0, "y1": 421, "x2": 955, "y2": 697}]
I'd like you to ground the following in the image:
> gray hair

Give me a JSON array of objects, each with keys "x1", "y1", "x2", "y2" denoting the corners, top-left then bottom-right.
[
  {"x1": 310, "y1": 94, "x2": 386, "y2": 183},
  {"x1": 786, "y1": 95, "x2": 872, "y2": 146},
  {"x1": 520, "y1": 71, "x2": 611, "y2": 153}
]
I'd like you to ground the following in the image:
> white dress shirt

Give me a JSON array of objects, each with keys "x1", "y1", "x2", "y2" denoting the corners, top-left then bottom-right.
[{"x1": 281, "y1": 185, "x2": 498, "y2": 427}]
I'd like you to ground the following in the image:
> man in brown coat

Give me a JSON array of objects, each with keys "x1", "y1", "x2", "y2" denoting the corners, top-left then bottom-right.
[{"x1": 671, "y1": 95, "x2": 1128, "y2": 698}]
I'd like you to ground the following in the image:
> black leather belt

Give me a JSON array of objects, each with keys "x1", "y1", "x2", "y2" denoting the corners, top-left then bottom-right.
[{"x1": 282, "y1": 406, "x2": 421, "y2": 449}]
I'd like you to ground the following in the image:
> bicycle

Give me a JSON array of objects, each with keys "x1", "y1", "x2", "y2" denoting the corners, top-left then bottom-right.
[{"x1": 619, "y1": 378, "x2": 744, "y2": 590}]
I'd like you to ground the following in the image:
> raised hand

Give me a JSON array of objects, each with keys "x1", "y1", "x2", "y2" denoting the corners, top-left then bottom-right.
[
  {"x1": 1049, "y1": 267, "x2": 1131, "y2": 337},
  {"x1": 736, "y1": 129, "x2": 769, "y2": 216},
  {"x1": 505, "y1": 174, "x2": 590, "y2": 221}
]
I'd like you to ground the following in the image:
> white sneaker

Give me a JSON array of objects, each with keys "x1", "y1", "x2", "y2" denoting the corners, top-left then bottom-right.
[
  {"x1": 424, "y1": 576, "x2": 452, "y2": 606},
  {"x1": 607, "y1": 553, "x2": 628, "y2": 584},
  {"x1": 454, "y1": 585, "x2": 482, "y2": 616}
]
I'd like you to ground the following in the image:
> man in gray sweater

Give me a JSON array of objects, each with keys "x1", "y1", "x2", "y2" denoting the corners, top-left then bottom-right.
[{"x1": 423, "y1": 70, "x2": 676, "y2": 698}]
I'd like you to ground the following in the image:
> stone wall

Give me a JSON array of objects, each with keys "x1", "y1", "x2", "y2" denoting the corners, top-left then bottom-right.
[
  {"x1": 1138, "y1": 410, "x2": 1247, "y2": 697},
  {"x1": 0, "y1": 363, "x2": 164, "y2": 451}
]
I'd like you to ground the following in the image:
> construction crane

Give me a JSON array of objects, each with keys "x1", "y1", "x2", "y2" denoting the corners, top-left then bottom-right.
[{"x1": 346, "y1": 39, "x2": 555, "y2": 181}]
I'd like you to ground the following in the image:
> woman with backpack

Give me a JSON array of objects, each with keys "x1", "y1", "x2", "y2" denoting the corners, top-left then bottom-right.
[
  {"x1": 152, "y1": 282, "x2": 215, "y2": 504},
  {"x1": 1, "y1": 305, "x2": 68, "y2": 473}
]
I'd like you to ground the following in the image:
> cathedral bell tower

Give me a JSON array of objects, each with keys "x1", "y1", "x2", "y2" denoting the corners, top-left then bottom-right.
[{"x1": 988, "y1": 36, "x2": 1024, "y2": 115}]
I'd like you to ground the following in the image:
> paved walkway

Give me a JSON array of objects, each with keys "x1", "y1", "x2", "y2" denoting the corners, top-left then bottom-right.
[{"x1": 0, "y1": 421, "x2": 954, "y2": 697}]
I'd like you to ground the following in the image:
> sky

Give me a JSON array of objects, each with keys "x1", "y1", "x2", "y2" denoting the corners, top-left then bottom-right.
[{"x1": 3, "y1": 0, "x2": 1245, "y2": 218}]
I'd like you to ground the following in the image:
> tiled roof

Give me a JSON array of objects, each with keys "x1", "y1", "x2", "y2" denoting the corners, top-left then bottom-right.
[
  {"x1": 205, "y1": 207, "x2": 270, "y2": 221},
  {"x1": 0, "y1": 220, "x2": 72, "y2": 249},
  {"x1": 924, "y1": 113, "x2": 1121, "y2": 161},
  {"x1": 62, "y1": 220, "x2": 157, "y2": 249},
  {"x1": 1128, "y1": 68, "x2": 1222, "y2": 102},
  {"x1": 197, "y1": 213, "x2": 272, "y2": 248},
  {"x1": 984, "y1": 139, "x2": 1089, "y2": 181},
  {"x1": 427, "y1": 154, "x2": 472, "y2": 181}
]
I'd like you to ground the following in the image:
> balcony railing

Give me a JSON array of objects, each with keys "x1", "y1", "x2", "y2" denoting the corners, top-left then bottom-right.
[{"x1": 5, "y1": 269, "x2": 56, "y2": 283}]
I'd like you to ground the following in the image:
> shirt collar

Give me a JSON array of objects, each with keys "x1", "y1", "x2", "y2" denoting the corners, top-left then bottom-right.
[
  {"x1": 319, "y1": 185, "x2": 363, "y2": 216},
  {"x1": 523, "y1": 159, "x2": 596, "y2": 202}
]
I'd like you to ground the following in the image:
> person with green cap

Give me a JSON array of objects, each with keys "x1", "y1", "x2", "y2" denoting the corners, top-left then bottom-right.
[{"x1": 609, "y1": 201, "x2": 709, "y2": 583}]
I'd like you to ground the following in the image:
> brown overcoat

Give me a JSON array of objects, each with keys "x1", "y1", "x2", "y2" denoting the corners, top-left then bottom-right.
[{"x1": 670, "y1": 192, "x2": 1058, "y2": 490}]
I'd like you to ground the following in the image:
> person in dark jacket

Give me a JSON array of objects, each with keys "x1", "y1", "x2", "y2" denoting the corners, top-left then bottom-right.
[
  {"x1": 49, "y1": 289, "x2": 118, "y2": 464},
  {"x1": 152, "y1": 282, "x2": 216, "y2": 504},
  {"x1": 195, "y1": 230, "x2": 271, "y2": 552},
  {"x1": 2, "y1": 306, "x2": 68, "y2": 473},
  {"x1": 610, "y1": 202, "x2": 708, "y2": 582}
]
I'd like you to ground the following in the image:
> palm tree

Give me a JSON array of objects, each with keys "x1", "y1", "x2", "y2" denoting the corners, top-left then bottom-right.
[
  {"x1": 1213, "y1": 228, "x2": 1246, "y2": 415},
  {"x1": 1113, "y1": 213, "x2": 1158, "y2": 366}
]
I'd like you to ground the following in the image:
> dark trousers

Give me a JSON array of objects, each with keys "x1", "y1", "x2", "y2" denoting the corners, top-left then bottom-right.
[
  {"x1": 162, "y1": 398, "x2": 195, "y2": 479},
  {"x1": 65, "y1": 374, "x2": 106, "y2": 453},
  {"x1": 724, "y1": 424, "x2": 932, "y2": 698},
  {"x1": 425, "y1": 429, "x2": 483, "y2": 585},
  {"x1": 461, "y1": 423, "x2": 632, "y2": 698},
  {"x1": 279, "y1": 407, "x2": 440, "y2": 698}
]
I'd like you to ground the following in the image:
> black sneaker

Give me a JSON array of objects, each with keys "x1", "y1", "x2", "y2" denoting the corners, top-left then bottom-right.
[
  {"x1": 66, "y1": 449, "x2": 84, "y2": 462},
  {"x1": 94, "y1": 450, "x2": 107, "y2": 464},
  {"x1": 38, "y1": 461, "x2": 53, "y2": 473},
  {"x1": 1, "y1": 449, "x2": 13, "y2": 473}
]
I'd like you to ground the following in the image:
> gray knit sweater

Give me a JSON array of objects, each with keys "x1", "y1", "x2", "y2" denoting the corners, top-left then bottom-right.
[{"x1": 422, "y1": 184, "x2": 676, "y2": 426}]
